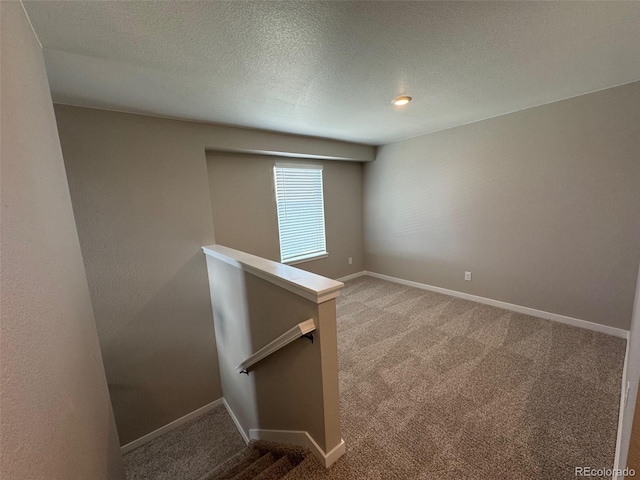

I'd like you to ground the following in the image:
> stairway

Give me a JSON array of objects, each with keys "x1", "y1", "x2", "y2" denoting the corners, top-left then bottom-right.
[{"x1": 198, "y1": 440, "x2": 318, "y2": 480}]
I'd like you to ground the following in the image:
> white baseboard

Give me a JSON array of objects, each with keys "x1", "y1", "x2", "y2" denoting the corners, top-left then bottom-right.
[
  {"x1": 249, "y1": 429, "x2": 345, "y2": 468},
  {"x1": 336, "y1": 271, "x2": 366, "y2": 282},
  {"x1": 121, "y1": 398, "x2": 224, "y2": 454},
  {"x1": 223, "y1": 402, "x2": 345, "y2": 467},
  {"x1": 223, "y1": 399, "x2": 250, "y2": 444},
  {"x1": 365, "y1": 271, "x2": 629, "y2": 339}
]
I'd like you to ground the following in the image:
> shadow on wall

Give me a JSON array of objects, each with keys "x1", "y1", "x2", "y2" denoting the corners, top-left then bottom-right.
[
  {"x1": 106, "y1": 410, "x2": 125, "y2": 477},
  {"x1": 244, "y1": 272, "x2": 327, "y2": 446},
  {"x1": 206, "y1": 254, "x2": 334, "y2": 452},
  {"x1": 105, "y1": 253, "x2": 220, "y2": 445},
  {"x1": 208, "y1": 258, "x2": 259, "y2": 433}
]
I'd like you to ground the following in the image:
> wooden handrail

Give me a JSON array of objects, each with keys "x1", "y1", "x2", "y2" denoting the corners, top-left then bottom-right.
[{"x1": 235, "y1": 319, "x2": 316, "y2": 374}]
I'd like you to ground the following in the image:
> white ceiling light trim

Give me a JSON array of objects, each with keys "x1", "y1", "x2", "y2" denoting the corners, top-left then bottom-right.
[{"x1": 392, "y1": 96, "x2": 412, "y2": 107}]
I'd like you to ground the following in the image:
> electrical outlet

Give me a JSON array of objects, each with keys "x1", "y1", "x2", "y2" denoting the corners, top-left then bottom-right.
[
  {"x1": 348, "y1": 257, "x2": 353, "y2": 265},
  {"x1": 464, "y1": 271, "x2": 472, "y2": 281}
]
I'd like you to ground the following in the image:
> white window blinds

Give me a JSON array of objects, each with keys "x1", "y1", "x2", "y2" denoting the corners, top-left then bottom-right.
[{"x1": 274, "y1": 164, "x2": 327, "y2": 264}]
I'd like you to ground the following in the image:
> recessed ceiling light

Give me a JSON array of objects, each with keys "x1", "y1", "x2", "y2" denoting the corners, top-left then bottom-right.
[{"x1": 392, "y1": 95, "x2": 412, "y2": 106}]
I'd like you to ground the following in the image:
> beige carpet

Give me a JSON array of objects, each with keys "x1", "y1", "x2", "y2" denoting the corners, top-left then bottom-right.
[
  {"x1": 123, "y1": 405, "x2": 245, "y2": 479},
  {"x1": 125, "y1": 276, "x2": 626, "y2": 479},
  {"x1": 200, "y1": 440, "x2": 311, "y2": 480},
  {"x1": 304, "y1": 276, "x2": 625, "y2": 480}
]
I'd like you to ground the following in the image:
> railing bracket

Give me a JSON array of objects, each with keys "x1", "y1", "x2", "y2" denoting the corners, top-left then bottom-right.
[{"x1": 234, "y1": 319, "x2": 316, "y2": 373}]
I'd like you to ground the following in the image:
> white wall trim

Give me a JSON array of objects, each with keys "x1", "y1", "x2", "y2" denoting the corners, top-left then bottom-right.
[
  {"x1": 203, "y1": 245, "x2": 344, "y2": 304},
  {"x1": 336, "y1": 271, "x2": 367, "y2": 282},
  {"x1": 612, "y1": 265, "x2": 640, "y2": 478},
  {"x1": 223, "y1": 399, "x2": 250, "y2": 445},
  {"x1": 613, "y1": 338, "x2": 632, "y2": 478},
  {"x1": 365, "y1": 271, "x2": 629, "y2": 338},
  {"x1": 249, "y1": 429, "x2": 345, "y2": 468},
  {"x1": 120, "y1": 398, "x2": 224, "y2": 454}
]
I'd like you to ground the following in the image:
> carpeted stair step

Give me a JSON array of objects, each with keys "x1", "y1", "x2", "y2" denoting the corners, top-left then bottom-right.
[
  {"x1": 230, "y1": 452, "x2": 275, "y2": 480},
  {"x1": 200, "y1": 448, "x2": 261, "y2": 480},
  {"x1": 202, "y1": 440, "x2": 316, "y2": 480},
  {"x1": 252, "y1": 455, "x2": 294, "y2": 480},
  {"x1": 250, "y1": 440, "x2": 307, "y2": 465},
  {"x1": 280, "y1": 456, "x2": 323, "y2": 480}
]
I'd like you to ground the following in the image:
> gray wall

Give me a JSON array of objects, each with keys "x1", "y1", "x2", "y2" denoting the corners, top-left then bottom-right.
[
  {"x1": 205, "y1": 255, "x2": 342, "y2": 453},
  {"x1": 54, "y1": 106, "x2": 222, "y2": 446},
  {"x1": 0, "y1": 3, "x2": 124, "y2": 479},
  {"x1": 207, "y1": 153, "x2": 365, "y2": 279},
  {"x1": 364, "y1": 82, "x2": 640, "y2": 330},
  {"x1": 53, "y1": 105, "x2": 371, "y2": 445}
]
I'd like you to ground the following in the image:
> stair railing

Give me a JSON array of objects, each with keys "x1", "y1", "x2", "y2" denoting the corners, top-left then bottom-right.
[{"x1": 235, "y1": 318, "x2": 316, "y2": 375}]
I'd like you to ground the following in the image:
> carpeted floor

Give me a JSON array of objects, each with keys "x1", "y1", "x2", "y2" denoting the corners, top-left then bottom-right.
[
  {"x1": 125, "y1": 276, "x2": 626, "y2": 480},
  {"x1": 319, "y1": 276, "x2": 626, "y2": 480},
  {"x1": 123, "y1": 404, "x2": 245, "y2": 480}
]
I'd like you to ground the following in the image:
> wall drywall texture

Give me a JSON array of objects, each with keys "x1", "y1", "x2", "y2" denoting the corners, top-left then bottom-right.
[
  {"x1": 364, "y1": 82, "x2": 640, "y2": 330},
  {"x1": 54, "y1": 106, "x2": 222, "y2": 445},
  {"x1": 53, "y1": 105, "x2": 370, "y2": 445},
  {"x1": 205, "y1": 255, "x2": 342, "y2": 453},
  {"x1": 207, "y1": 152, "x2": 365, "y2": 280},
  {"x1": 0, "y1": 3, "x2": 125, "y2": 479}
]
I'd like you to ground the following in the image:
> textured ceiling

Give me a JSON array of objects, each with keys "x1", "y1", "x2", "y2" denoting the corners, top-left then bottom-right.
[{"x1": 24, "y1": 1, "x2": 640, "y2": 145}]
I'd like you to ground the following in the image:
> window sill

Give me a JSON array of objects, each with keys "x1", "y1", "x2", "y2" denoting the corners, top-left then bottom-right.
[{"x1": 284, "y1": 252, "x2": 329, "y2": 266}]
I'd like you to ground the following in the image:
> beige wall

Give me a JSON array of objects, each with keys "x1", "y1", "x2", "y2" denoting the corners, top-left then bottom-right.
[
  {"x1": 207, "y1": 153, "x2": 365, "y2": 280},
  {"x1": 0, "y1": 3, "x2": 124, "y2": 479},
  {"x1": 364, "y1": 82, "x2": 640, "y2": 330},
  {"x1": 54, "y1": 106, "x2": 222, "y2": 445},
  {"x1": 205, "y1": 255, "x2": 342, "y2": 453},
  {"x1": 53, "y1": 105, "x2": 370, "y2": 445}
]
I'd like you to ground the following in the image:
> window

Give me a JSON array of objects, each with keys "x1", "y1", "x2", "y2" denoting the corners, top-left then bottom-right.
[{"x1": 274, "y1": 164, "x2": 327, "y2": 264}]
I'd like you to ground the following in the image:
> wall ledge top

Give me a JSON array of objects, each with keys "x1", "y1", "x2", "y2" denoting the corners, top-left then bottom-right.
[{"x1": 202, "y1": 244, "x2": 344, "y2": 304}]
